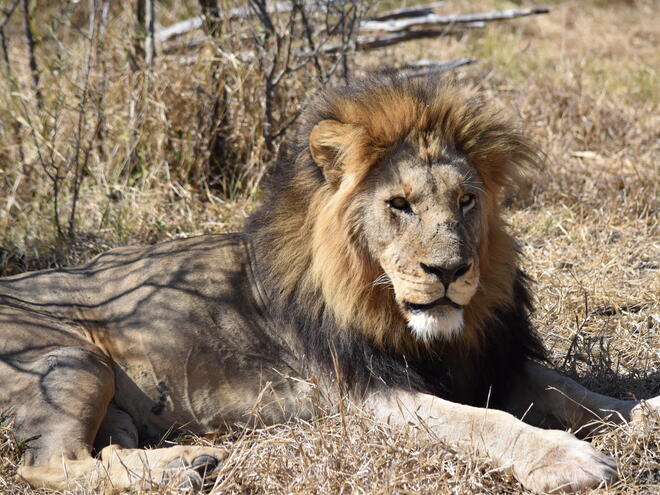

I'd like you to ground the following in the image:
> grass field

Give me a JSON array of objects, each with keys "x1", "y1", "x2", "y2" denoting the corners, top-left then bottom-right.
[{"x1": 0, "y1": 0, "x2": 658, "y2": 493}]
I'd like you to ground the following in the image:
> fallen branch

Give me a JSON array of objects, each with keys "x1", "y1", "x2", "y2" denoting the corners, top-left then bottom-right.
[
  {"x1": 157, "y1": 4, "x2": 549, "y2": 53},
  {"x1": 368, "y1": 1, "x2": 446, "y2": 22},
  {"x1": 157, "y1": 3, "x2": 549, "y2": 67},
  {"x1": 361, "y1": 7, "x2": 550, "y2": 33},
  {"x1": 156, "y1": 2, "x2": 293, "y2": 42},
  {"x1": 162, "y1": 36, "x2": 206, "y2": 54},
  {"x1": 156, "y1": 16, "x2": 203, "y2": 43},
  {"x1": 397, "y1": 57, "x2": 475, "y2": 78},
  {"x1": 320, "y1": 23, "x2": 483, "y2": 53}
]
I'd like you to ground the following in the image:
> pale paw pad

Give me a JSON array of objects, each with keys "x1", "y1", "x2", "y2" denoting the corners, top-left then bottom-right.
[
  {"x1": 518, "y1": 432, "x2": 617, "y2": 494},
  {"x1": 630, "y1": 396, "x2": 660, "y2": 425}
]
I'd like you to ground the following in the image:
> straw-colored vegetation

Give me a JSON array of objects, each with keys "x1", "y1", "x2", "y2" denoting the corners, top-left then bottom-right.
[{"x1": 1, "y1": 0, "x2": 658, "y2": 493}]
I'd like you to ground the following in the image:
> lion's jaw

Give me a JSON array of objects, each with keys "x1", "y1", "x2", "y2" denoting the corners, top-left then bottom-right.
[
  {"x1": 384, "y1": 258, "x2": 480, "y2": 341},
  {"x1": 407, "y1": 306, "x2": 464, "y2": 342}
]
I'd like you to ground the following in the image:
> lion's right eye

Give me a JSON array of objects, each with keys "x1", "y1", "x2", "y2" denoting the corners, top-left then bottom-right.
[
  {"x1": 459, "y1": 193, "x2": 476, "y2": 213},
  {"x1": 387, "y1": 197, "x2": 412, "y2": 213}
]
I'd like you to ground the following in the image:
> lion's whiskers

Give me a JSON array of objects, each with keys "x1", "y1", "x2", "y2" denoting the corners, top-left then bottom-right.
[{"x1": 370, "y1": 273, "x2": 393, "y2": 289}]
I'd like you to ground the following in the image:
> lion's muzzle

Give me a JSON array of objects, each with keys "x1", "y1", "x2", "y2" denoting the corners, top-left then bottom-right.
[{"x1": 384, "y1": 257, "x2": 479, "y2": 342}]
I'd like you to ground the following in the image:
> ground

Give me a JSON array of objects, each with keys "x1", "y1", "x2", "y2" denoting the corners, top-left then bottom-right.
[{"x1": 0, "y1": 0, "x2": 658, "y2": 493}]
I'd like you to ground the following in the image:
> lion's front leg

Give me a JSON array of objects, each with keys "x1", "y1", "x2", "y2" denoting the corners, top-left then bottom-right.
[
  {"x1": 366, "y1": 389, "x2": 617, "y2": 494},
  {"x1": 506, "y1": 361, "x2": 660, "y2": 432}
]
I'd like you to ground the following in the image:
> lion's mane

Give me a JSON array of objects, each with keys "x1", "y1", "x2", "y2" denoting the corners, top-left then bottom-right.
[{"x1": 248, "y1": 77, "x2": 546, "y2": 406}]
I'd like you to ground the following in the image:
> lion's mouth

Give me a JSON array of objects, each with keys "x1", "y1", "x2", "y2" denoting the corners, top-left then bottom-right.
[{"x1": 404, "y1": 297, "x2": 463, "y2": 313}]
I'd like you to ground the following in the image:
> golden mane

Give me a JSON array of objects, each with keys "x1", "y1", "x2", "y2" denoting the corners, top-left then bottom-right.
[{"x1": 251, "y1": 77, "x2": 542, "y2": 355}]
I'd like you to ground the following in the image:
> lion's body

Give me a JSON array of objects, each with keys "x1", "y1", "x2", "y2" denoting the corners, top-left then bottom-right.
[
  {"x1": 1, "y1": 77, "x2": 657, "y2": 493},
  {"x1": 0, "y1": 234, "x2": 313, "y2": 442},
  {"x1": 0, "y1": 229, "x2": 532, "y2": 444}
]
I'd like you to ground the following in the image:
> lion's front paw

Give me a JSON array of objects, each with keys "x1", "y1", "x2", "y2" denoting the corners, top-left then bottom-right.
[
  {"x1": 630, "y1": 396, "x2": 660, "y2": 424},
  {"x1": 516, "y1": 431, "x2": 617, "y2": 494},
  {"x1": 101, "y1": 444, "x2": 228, "y2": 491},
  {"x1": 158, "y1": 448, "x2": 227, "y2": 491}
]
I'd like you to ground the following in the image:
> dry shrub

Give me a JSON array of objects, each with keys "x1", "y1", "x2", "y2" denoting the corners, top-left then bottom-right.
[{"x1": 0, "y1": 0, "x2": 368, "y2": 273}]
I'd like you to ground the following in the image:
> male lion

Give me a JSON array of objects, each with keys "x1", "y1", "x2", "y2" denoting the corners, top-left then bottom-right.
[{"x1": 1, "y1": 77, "x2": 658, "y2": 494}]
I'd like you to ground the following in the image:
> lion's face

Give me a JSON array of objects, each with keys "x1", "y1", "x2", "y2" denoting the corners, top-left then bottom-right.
[
  {"x1": 358, "y1": 145, "x2": 482, "y2": 341},
  {"x1": 300, "y1": 80, "x2": 539, "y2": 351}
]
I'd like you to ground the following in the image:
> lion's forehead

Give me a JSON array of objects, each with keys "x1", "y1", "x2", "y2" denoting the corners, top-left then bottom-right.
[{"x1": 384, "y1": 150, "x2": 472, "y2": 200}]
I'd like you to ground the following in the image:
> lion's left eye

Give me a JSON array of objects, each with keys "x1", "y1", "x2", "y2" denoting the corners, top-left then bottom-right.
[
  {"x1": 387, "y1": 196, "x2": 413, "y2": 214},
  {"x1": 459, "y1": 193, "x2": 476, "y2": 213}
]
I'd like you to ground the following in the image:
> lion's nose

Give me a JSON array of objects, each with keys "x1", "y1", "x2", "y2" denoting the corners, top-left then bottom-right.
[{"x1": 420, "y1": 261, "x2": 471, "y2": 286}]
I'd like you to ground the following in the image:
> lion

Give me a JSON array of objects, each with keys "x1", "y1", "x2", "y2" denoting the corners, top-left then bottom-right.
[{"x1": 1, "y1": 76, "x2": 658, "y2": 494}]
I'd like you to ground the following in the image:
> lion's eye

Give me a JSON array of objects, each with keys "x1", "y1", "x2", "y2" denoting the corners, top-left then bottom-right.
[
  {"x1": 387, "y1": 196, "x2": 412, "y2": 213},
  {"x1": 459, "y1": 193, "x2": 476, "y2": 213}
]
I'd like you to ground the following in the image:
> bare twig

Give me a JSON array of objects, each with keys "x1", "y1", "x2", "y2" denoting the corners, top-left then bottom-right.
[
  {"x1": 68, "y1": 0, "x2": 102, "y2": 239},
  {"x1": 94, "y1": 0, "x2": 112, "y2": 161},
  {"x1": 198, "y1": 0, "x2": 231, "y2": 188},
  {"x1": 0, "y1": 0, "x2": 25, "y2": 167},
  {"x1": 0, "y1": 0, "x2": 20, "y2": 65},
  {"x1": 248, "y1": 0, "x2": 367, "y2": 151},
  {"x1": 295, "y1": 0, "x2": 325, "y2": 82},
  {"x1": 16, "y1": 94, "x2": 64, "y2": 237},
  {"x1": 21, "y1": 0, "x2": 42, "y2": 109}
]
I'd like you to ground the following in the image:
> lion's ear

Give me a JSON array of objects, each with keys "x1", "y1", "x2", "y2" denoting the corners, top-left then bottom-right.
[{"x1": 309, "y1": 120, "x2": 353, "y2": 184}]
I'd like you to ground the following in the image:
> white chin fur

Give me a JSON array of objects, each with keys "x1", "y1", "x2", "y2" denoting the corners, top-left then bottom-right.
[{"x1": 407, "y1": 307, "x2": 464, "y2": 342}]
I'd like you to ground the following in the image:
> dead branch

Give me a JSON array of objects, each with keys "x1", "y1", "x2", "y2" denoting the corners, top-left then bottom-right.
[
  {"x1": 21, "y1": 0, "x2": 42, "y2": 109},
  {"x1": 156, "y1": 16, "x2": 204, "y2": 43},
  {"x1": 68, "y1": 0, "x2": 104, "y2": 239},
  {"x1": 199, "y1": 0, "x2": 221, "y2": 36},
  {"x1": 158, "y1": 1, "x2": 444, "y2": 43},
  {"x1": 157, "y1": 3, "x2": 547, "y2": 61},
  {"x1": 94, "y1": 0, "x2": 112, "y2": 161},
  {"x1": 0, "y1": 0, "x2": 20, "y2": 65},
  {"x1": 162, "y1": 36, "x2": 206, "y2": 54},
  {"x1": 319, "y1": 23, "x2": 483, "y2": 53},
  {"x1": 144, "y1": 0, "x2": 155, "y2": 65},
  {"x1": 0, "y1": 0, "x2": 25, "y2": 167},
  {"x1": 135, "y1": 0, "x2": 155, "y2": 67},
  {"x1": 156, "y1": 2, "x2": 294, "y2": 43},
  {"x1": 368, "y1": 1, "x2": 446, "y2": 22},
  {"x1": 396, "y1": 57, "x2": 475, "y2": 78},
  {"x1": 361, "y1": 7, "x2": 550, "y2": 33},
  {"x1": 296, "y1": 0, "x2": 325, "y2": 81},
  {"x1": 198, "y1": 0, "x2": 231, "y2": 184}
]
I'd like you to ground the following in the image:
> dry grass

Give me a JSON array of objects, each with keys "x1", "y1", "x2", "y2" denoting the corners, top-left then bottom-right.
[{"x1": 1, "y1": 0, "x2": 659, "y2": 493}]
